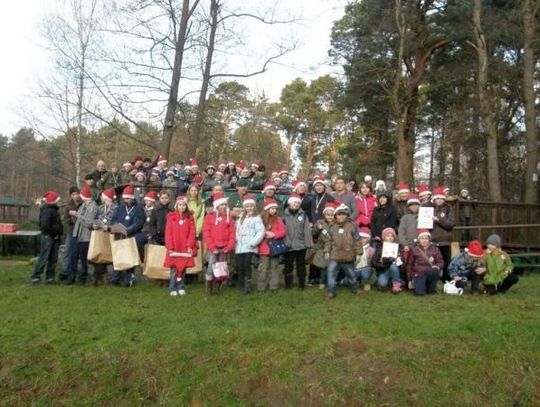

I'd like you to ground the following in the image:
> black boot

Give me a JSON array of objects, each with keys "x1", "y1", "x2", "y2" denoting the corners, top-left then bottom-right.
[
  {"x1": 284, "y1": 273, "x2": 292, "y2": 289},
  {"x1": 243, "y1": 277, "x2": 252, "y2": 295}
]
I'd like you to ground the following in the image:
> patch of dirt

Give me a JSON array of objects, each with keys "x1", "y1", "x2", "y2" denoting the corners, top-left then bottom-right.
[{"x1": 236, "y1": 375, "x2": 293, "y2": 407}]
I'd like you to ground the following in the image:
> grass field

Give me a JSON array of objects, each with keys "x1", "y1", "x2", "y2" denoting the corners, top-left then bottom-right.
[{"x1": 1, "y1": 263, "x2": 539, "y2": 407}]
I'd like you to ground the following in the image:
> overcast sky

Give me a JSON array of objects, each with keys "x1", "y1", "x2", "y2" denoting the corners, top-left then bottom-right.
[{"x1": 0, "y1": 0, "x2": 346, "y2": 137}]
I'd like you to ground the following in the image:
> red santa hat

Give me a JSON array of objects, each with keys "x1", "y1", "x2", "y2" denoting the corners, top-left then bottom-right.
[
  {"x1": 134, "y1": 155, "x2": 143, "y2": 162},
  {"x1": 287, "y1": 193, "x2": 302, "y2": 205},
  {"x1": 122, "y1": 185, "x2": 135, "y2": 200},
  {"x1": 101, "y1": 188, "x2": 115, "y2": 202},
  {"x1": 263, "y1": 181, "x2": 276, "y2": 193},
  {"x1": 215, "y1": 170, "x2": 224, "y2": 177},
  {"x1": 156, "y1": 155, "x2": 167, "y2": 165},
  {"x1": 323, "y1": 201, "x2": 337, "y2": 214},
  {"x1": 417, "y1": 183, "x2": 431, "y2": 197},
  {"x1": 251, "y1": 160, "x2": 261, "y2": 169},
  {"x1": 465, "y1": 240, "x2": 483, "y2": 257},
  {"x1": 135, "y1": 171, "x2": 146, "y2": 179},
  {"x1": 312, "y1": 175, "x2": 326, "y2": 187},
  {"x1": 43, "y1": 191, "x2": 61, "y2": 205},
  {"x1": 359, "y1": 231, "x2": 371, "y2": 239},
  {"x1": 212, "y1": 191, "x2": 228, "y2": 209},
  {"x1": 189, "y1": 158, "x2": 198, "y2": 167},
  {"x1": 397, "y1": 182, "x2": 410, "y2": 193},
  {"x1": 263, "y1": 198, "x2": 278, "y2": 211},
  {"x1": 122, "y1": 161, "x2": 132, "y2": 168},
  {"x1": 407, "y1": 194, "x2": 420, "y2": 206},
  {"x1": 432, "y1": 186, "x2": 446, "y2": 200},
  {"x1": 236, "y1": 160, "x2": 246, "y2": 170},
  {"x1": 144, "y1": 191, "x2": 158, "y2": 202},
  {"x1": 417, "y1": 229, "x2": 431, "y2": 239},
  {"x1": 242, "y1": 195, "x2": 256, "y2": 207},
  {"x1": 278, "y1": 167, "x2": 289, "y2": 176},
  {"x1": 292, "y1": 180, "x2": 307, "y2": 192},
  {"x1": 80, "y1": 185, "x2": 92, "y2": 201}
]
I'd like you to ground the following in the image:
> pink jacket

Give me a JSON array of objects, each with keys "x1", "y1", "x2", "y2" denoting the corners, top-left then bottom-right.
[{"x1": 355, "y1": 194, "x2": 377, "y2": 234}]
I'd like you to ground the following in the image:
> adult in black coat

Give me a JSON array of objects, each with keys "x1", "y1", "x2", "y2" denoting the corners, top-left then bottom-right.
[
  {"x1": 148, "y1": 191, "x2": 174, "y2": 245},
  {"x1": 370, "y1": 191, "x2": 398, "y2": 242}
]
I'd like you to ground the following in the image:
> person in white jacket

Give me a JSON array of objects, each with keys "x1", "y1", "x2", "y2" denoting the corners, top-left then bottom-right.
[{"x1": 235, "y1": 195, "x2": 265, "y2": 294}]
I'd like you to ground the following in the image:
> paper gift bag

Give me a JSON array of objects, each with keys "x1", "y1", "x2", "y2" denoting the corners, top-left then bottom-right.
[
  {"x1": 88, "y1": 230, "x2": 113, "y2": 264},
  {"x1": 186, "y1": 240, "x2": 204, "y2": 274},
  {"x1": 143, "y1": 244, "x2": 169, "y2": 280},
  {"x1": 110, "y1": 235, "x2": 141, "y2": 271}
]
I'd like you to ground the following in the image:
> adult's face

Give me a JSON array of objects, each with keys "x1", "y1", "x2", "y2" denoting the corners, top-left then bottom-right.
[
  {"x1": 314, "y1": 183, "x2": 325, "y2": 194},
  {"x1": 96, "y1": 160, "x2": 106, "y2": 172},
  {"x1": 334, "y1": 179, "x2": 346, "y2": 192}
]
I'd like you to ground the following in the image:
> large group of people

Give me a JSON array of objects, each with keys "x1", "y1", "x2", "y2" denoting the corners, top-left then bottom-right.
[{"x1": 30, "y1": 155, "x2": 519, "y2": 298}]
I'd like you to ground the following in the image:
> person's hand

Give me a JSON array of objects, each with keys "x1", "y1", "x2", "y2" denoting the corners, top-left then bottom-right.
[
  {"x1": 324, "y1": 252, "x2": 330, "y2": 261},
  {"x1": 475, "y1": 267, "x2": 486, "y2": 275},
  {"x1": 454, "y1": 276, "x2": 461, "y2": 282},
  {"x1": 408, "y1": 281, "x2": 414, "y2": 290},
  {"x1": 110, "y1": 224, "x2": 127, "y2": 235},
  {"x1": 404, "y1": 245, "x2": 410, "y2": 252},
  {"x1": 355, "y1": 255, "x2": 361, "y2": 264},
  {"x1": 266, "y1": 231, "x2": 275, "y2": 239},
  {"x1": 69, "y1": 210, "x2": 78, "y2": 217},
  {"x1": 101, "y1": 224, "x2": 108, "y2": 232},
  {"x1": 318, "y1": 223, "x2": 323, "y2": 230},
  {"x1": 92, "y1": 224, "x2": 100, "y2": 230},
  {"x1": 433, "y1": 216, "x2": 439, "y2": 222}
]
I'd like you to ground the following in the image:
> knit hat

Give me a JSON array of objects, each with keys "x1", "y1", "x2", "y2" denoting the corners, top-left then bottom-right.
[
  {"x1": 335, "y1": 203, "x2": 350, "y2": 215},
  {"x1": 157, "y1": 155, "x2": 167, "y2": 165},
  {"x1": 312, "y1": 175, "x2": 326, "y2": 188},
  {"x1": 381, "y1": 227, "x2": 397, "y2": 240},
  {"x1": 175, "y1": 194, "x2": 187, "y2": 206},
  {"x1": 263, "y1": 198, "x2": 278, "y2": 211},
  {"x1": 101, "y1": 188, "x2": 115, "y2": 202},
  {"x1": 135, "y1": 171, "x2": 146, "y2": 179},
  {"x1": 466, "y1": 240, "x2": 483, "y2": 257},
  {"x1": 236, "y1": 178, "x2": 249, "y2": 187},
  {"x1": 417, "y1": 183, "x2": 431, "y2": 197},
  {"x1": 288, "y1": 194, "x2": 302, "y2": 205},
  {"x1": 397, "y1": 182, "x2": 410, "y2": 193},
  {"x1": 69, "y1": 186, "x2": 79, "y2": 195},
  {"x1": 432, "y1": 186, "x2": 446, "y2": 200},
  {"x1": 407, "y1": 194, "x2": 420, "y2": 206},
  {"x1": 80, "y1": 185, "x2": 92, "y2": 201},
  {"x1": 123, "y1": 161, "x2": 132, "y2": 168},
  {"x1": 122, "y1": 185, "x2": 135, "y2": 200},
  {"x1": 215, "y1": 170, "x2": 224, "y2": 178},
  {"x1": 212, "y1": 191, "x2": 228, "y2": 209},
  {"x1": 166, "y1": 170, "x2": 175, "y2": 177},
  {"x1": 263, "y1": 181, "x2": 276, "y2": 193},
  {"x1": 242, "y1": 195, "x2": 256, "y2": 207},
  {"x1": 417, "y1": 229, "x2": 431, "y2": 239},
  {"x1": 144, "y1": 191, "x2": 158, "y2": 202},
  {"x1": 227, "y1": 161, "x2": 235, "y2": 167},
  {"x1": 374, "y1": 180, "x2": 386, "y2": 191},
  {"x1": 43, "y1": 191, "x2": 61, "y2": 205},
  {"x1": 364, "y1": 175, "x2": 372, "y2": 183},
  {"x1": 486, "y1": 234, "x2": 502, "y2": 248}
]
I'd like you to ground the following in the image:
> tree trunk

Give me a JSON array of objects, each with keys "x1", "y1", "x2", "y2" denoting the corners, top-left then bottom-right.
[
  {"x1": 523, "y1": 0, "x2": 538, "y2": 203},
  {"x1": 472, "y1": 0, "x2": 502, "y2": 201},
  {"x1": 161, "y1": 0, "x2": 198, "y2": 160},
  {"x1": 190, "y1": 0, "x2": 219, "y2": 159}
]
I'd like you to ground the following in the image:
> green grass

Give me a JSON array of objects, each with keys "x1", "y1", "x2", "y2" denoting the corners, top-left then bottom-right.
[{"x1": 1, "y1": 264, "x2": 539, "y2": 407}]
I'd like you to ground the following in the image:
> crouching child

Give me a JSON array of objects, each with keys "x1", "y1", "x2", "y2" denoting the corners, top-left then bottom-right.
[
  {"x1": 447, "y1": 240, "x2": 485, "y2": 294},
  {"x1": 324, "y1": 203, "x2": 363, "y2": 299},
  {"x1": 405, "y1": 230, "x2": 444, "y2": 295},
  {"x1": 482, "y1": 234, "x2": 518, "y2": 295}
]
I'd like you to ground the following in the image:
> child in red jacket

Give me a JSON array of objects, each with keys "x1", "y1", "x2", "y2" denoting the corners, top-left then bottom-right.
[{"x1": 164, "y1": 195, "x2": 197, "y2": 296}]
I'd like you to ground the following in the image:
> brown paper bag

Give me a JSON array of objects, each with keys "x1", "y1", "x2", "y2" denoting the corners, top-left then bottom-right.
[
  {"x1": 186, "y1": 241, "x2": 204, "y2": 274},
  {"x1": 143, "y1": 244, "x2": 170, "y2": 280},
  {"x1": 110, "y1": 235, "x2": 141, "y2": 271},
  {"x1": 88, "y1": 230, "x2": 113, "y2": 264}
]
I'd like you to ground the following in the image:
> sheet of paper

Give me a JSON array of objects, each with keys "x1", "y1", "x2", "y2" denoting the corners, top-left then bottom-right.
[
  {"x1": 418, "y1": 206, "x2": 434, "y2": 229},
  {"x1": 381, "y1": 242, "x2": 399, "y2": 259}
]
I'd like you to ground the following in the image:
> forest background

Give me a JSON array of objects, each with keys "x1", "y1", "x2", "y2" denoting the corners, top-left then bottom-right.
[{"x1": 0, "y1": 0, "x2": 538, "y2": 204}]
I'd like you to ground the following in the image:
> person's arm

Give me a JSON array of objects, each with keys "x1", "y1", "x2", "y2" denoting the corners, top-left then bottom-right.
[{"x1": 250, "y1": 216, "x2": 266, "y2": 248}]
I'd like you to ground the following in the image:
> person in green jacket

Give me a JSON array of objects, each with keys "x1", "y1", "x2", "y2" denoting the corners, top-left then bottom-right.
[{"x1": 482, "y1": 234, "x2": 519, "y2": 295}]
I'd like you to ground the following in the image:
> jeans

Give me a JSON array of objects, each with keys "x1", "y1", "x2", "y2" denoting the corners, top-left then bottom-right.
[
  {"x1": 169, "y1": 268, "x2": 186, "y2": 292},
  {"x1": 377, "y1": 265, "x2": 401, "y2": 289},
  {"x1": 355, "y1": 266, "x2": 373, "y2": 284},
  {"x1": 283, "y1": 249, "x2": 307, "y2": 289},
  {"x1": 32, "y1": 235, "x2": 60, "y2": 280},
  {"x1": 110, "y1": 267, "x2": 135, "y2": 287},
  {"x1": 60, "y1": 233, "x2": 78, "y2": 278},
  {"x1": 326, "y1": 260, "x2": 358, "y2": 296},
  {"x1": 76, "y1": 241, "x2": 90, "y2": 283},
  {"x1": 413, "y1": 269, "x2": 439, "y2": 295}
]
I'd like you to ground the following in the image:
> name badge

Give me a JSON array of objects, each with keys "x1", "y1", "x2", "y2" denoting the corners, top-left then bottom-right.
[
  {"x1": 440, "y1": 212, "x2": 445, "y2": 218},
  {"x1": 146, "y1": 217, "x2": 150, "y2": 223},
  {"x1": 298, "y1": 216, "x2": 303, "y2": 222},
  {"x1": 103, "y1": 219, "x2": 108, "y2": 224},
  {"x1": 338, "y1": 228, "x2": 344, "y2": 234},
  {"x1": 179, "y1": 220, "x2": 184, "y2": 225},
  {"x1": 217, "y1": 217, "x2": 222, "y2": 222},
  {"x1": 322, "y1": 229, "x2": 327, "y2": 235},
  {"x1": 429, "y1": 256, "x2": 434, "y2": 263}
]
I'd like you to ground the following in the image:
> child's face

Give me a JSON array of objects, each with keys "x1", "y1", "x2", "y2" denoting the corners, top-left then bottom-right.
[
  {"x1": 335, "y1": 212, "x2": 348, "y2": 223},
  {"x1": 159, "y1": 194, "x2": 170, "y2": 206},
  {"x1": 324, "y1": 211, "x2": 334, "y2": 222},
  {"x1": 408, "y1": 204, "x2": 419, "y2": 214},
  {"x1": 383, "y1": 234, "x2": 395, "y2": 242},
  {"x1": 289, "y1": 201, "x2": 301, "y2": 211},
  {"x1": 245, "y1": 204, "x2": 255, "y2": 215},
  {"x1": 176, "y1": 202, "x2": 187, "y2": 213},
  {"x1": 268, "y1": 207, "x2": 277, "y2": 216},
  {"x1": 360, "y1": 237, "x2": 369, "y2": 246},
  {"x1": 487, "y1": 243, "x2": 497, "y2": 251}
]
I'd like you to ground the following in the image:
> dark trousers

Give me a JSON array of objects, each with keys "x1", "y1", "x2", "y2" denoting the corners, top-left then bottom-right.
[
  {"x1": 484, "y1": 273, "x2": 519, "y2": 295},
  {"x1": 308, "y1": 264, "x2": 321, "y2": 282},
  {"x1": 110, "y1": 267, "x2": 135, "y2": 287},
  {"x1": 455, "y1": 272, "x2": 482, "y2": 292},
  {"x1": 76, "y1": 241, "x2": 90, "y2": 283},
  {"x1": 236, "y1": 252, "x2": 254, "y2": 283},
  {"x1": 438, "y1": 245, "x2": 451, "y2": 280},
  {"x1": 413, "y1": 269, "x2": 439, "y2": 295},
  {"x1": 32, "y1": 235, "x2": 60, "y2": 280},
  {"x1": 283, "y1": 249, "x2": 307, "y2": 289}
]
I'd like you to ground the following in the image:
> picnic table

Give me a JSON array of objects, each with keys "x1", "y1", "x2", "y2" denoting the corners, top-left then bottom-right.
[{"x1": 0, "y1": 230, "x2": 41, "y2": 257}]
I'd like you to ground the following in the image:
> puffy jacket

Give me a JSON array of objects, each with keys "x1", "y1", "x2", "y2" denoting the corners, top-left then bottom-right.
[
  {"x1": 164, "y1": 211, "x2": 197, "y2": 269},
  {"x1": 203, "y1": 211, "x2": 236, "y2": 253},
  {"x1": 483, "y1": 249, "x2": 513, "y2": 287},
  {"x1": 259, "y1": 216, "x2": 287, "y2": 256},
  {"x1": 448, "y1": 251, "x2": 485, "y2": 280},
  {"x1": 431, "y1": 203, "x2": 454, "y2": 245},
  {"x1": 355, "y1": 194, "x2": 377, "y2": 234},
  {"x1": 39, "y1": 204, "x2": 63, "y2": 238},
  {"x1": 324, "y1": 219, "x2": 363, "y2": 263},
  {"x1": 405, "y1": 243, "x2": 444, "y2": 280},
  {"x1": 282, "y1": 208, "x2": 313, "y2": 251},
  {"x1": 235, "y1": 214, "x2": 265, "y2": 254}
]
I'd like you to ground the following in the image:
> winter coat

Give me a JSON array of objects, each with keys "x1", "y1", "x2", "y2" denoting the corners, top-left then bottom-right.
[
  {"x1": 63, "y1": 199, "x2": 81, "y2": 235},
  {"x1": 370, "y1": 203, "x2": 398, "y2": 241},
  {"x1": 311, "y1": 219, "x2": 333, "y2": 268},
  {"x1": 163, "y1": 211, "x2": 197, "y2": 270},
  {"x1": 431, "y1": 203, "x2": 455, "y2": 245},
  {"x1": 483, "y1": 249, "x2": 514, "y2": 287},
  {"x1": 259, "y1": 216, "x2": 287, "y2": 257},
  {"x1": 39, "y1": 204, "x2": 63, "y2": 238},
  {"x1": 405, "y1": 243, "x2": 444, "y2": 280},
  {"x1": 355, "y1": 194, "x2": 377, "y2": 234},
  {"x1": 235, "y1": 214, "x2": 265, "y2": 254},
  {"x1": 202, "y1": 211, "x2": 236, "y2": 253},
  {"x1": 310, "y1": 192, "x2": 336, "y2": 223},
  {"x1": 332, "y1": 191, "x2": 359, "y2": 221},
  {"x1": 187, "y1": 199, "x2": 205, "y2": 237},
  {"x1": 398, "y1": 213, "x2": 418, "y2": 247},
  {"x1": 110, "y1": 202, "x2": 145, "y2": 237},
  {"x1": 448, "y1": 251, "x2": 485, "y2": 280},
  {"x1": 72, "y1": 200, "x2": 98, "y2": 242},
  {"x1": 300, "y1": 195, "x2": 314, "y2": 223},
  {"x1": 371, "y1": 240, "x2": 404, "y2": 273},
  {"x1": 148, "y1": 204, "x2": 173, "y2": 245},
  {"x1": 324, "y1": 219, "x2": 363, "y2": 263},
  {"x1": 282, "y1": 207, "x2": 313, "y2": 251},
  {"x1": 95, "y1": 202, "x2": 118, "y2": 227}
]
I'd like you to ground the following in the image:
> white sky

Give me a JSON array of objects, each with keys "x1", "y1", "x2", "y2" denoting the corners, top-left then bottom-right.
[{"x1": 0, "y1": 0, "x2": 346, "y2": 137}]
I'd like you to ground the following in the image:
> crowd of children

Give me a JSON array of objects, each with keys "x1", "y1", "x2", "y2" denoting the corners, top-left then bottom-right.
[{"x1": 30, "y1": 156, "x2": 520, "y2": 298}]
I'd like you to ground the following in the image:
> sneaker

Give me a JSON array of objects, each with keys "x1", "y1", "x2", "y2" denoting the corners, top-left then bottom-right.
[
  {"x1": 178, "y1": 289, "x2": 186, "y2": 296},
  {"x1": 363, "y1": 283, "x2": 371, "y2": 292},
  {"x1": 170, "y1": 291, "x2": 178, "y2": 297},
  {"x1": 326, "y1": 292, "x2": 335, "y2": 299},
  {"x1": 45, "y1": 278, "x2": 55, "y2": 285},
  {"x1": 319, "y1": 283, "x2": 325, "y2": 290},
  {"x1": 31, "y1": 278, "x2": 40, "y2": 285}
]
